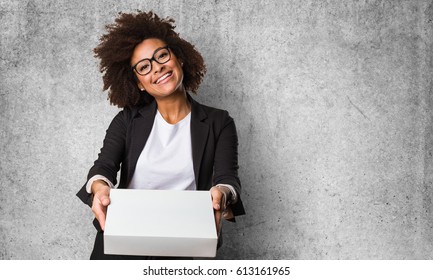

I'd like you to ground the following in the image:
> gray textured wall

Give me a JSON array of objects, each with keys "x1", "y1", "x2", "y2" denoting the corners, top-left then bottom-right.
[{"x1": 1, "y1": 0, "x2": 432, "y2": 259}]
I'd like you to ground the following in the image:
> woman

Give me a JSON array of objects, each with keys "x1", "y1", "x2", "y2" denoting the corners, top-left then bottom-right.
[{"x1": 76, "y1": 11, "x2": 245, "y2": 259}]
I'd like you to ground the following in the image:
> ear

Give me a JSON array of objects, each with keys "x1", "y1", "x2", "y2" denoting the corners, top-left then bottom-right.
[{"x1": 137, "y1": 82, "x2": 145, "y2": 91}]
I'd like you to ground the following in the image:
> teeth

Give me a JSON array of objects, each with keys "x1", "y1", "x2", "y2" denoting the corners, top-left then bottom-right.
[{"x1": 156, "y1": 72, "x2": 171, "y2": 84}]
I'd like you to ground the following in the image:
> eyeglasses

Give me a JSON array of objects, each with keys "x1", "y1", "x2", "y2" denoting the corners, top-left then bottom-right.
[{"x1": 132, "y1": 46, "x2": 171, "y2": 76}]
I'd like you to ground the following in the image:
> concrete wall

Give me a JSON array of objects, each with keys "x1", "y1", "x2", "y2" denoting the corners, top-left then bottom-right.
[{"x1": 1, "y1": 0, "x2": 432, "y2": 259}]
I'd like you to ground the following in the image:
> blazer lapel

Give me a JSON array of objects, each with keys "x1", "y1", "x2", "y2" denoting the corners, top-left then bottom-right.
[
  {"x1": 126, "y1": 101, "x2": 157, "y2": 186},
  {"x1": 189, "y1": 96, "x2": 209, "y2": 188}
]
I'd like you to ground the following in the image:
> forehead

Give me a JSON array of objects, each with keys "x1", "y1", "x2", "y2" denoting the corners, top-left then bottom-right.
[{"x1": 131, "y1": 38, "x2": 166, "y2": 65}]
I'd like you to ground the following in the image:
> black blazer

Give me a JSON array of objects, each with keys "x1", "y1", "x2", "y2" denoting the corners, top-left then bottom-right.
[{"x1": 77, "y1": 94, "x2": 245, "y2": 229}]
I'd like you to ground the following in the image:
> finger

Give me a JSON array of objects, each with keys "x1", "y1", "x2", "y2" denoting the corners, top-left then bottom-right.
[
  {"x1": 92, "y1": 206, "x2": 106, "y2": 231},
  {"x1": 214, "y1": 209, "x2": 222, "y2": 234},
  {"x1": 210, "y1": 187, "x2": 223, "y2": 210},
  {"x1": 97, "y1": 209, "x2": 106, "y2": 231},
  {"x1": 92, "y1": 195, "x2": 109, "y2": 231},
  {"x1": 100, "y1": 195, "x2": 110, "y2": 207}
]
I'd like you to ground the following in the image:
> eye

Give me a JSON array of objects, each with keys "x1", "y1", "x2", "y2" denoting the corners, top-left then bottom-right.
[
  {"x1": 158, "y1": 51, "x2": 168, "y2": 60},
  {"x1": 138, "y1": 63, "x2": 150, "y2": 73},
  {"x1": 155, "y1": 48, "x2": 170, "y2": 61}
]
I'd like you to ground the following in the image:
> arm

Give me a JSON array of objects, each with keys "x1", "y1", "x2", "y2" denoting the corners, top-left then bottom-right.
[
  {"x1": 87, "y1": 109, "x2": 129, "y2": 185},
  {"x1": 211, "y1": 111, "x2": 245, "y2": 229},
  {"x1": 76, "y1": 109, "x2": 129, "y2": 206}
]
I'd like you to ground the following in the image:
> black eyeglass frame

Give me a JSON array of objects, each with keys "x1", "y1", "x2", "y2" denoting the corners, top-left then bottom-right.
[{"x1": 131, "y1": 45, "x2": 171, "y2": 76}]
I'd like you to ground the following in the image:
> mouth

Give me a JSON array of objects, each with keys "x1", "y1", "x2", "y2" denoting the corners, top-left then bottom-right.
[{"x1": 155, "y1": 71, "x2": 173, "y2": 84}]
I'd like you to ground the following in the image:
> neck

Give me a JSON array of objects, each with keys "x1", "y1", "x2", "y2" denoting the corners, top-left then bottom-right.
[{"x1": 155, "y1": 88, "x2": 191, "y2": 124}]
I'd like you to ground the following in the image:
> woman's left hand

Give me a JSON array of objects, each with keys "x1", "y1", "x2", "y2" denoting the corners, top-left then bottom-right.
[
  {"x1": 210, "y1": 187, "x2": 224, "y2": 234},
  {"x1": 210, "y1": 186, "x2": 231, "y2": 235}
]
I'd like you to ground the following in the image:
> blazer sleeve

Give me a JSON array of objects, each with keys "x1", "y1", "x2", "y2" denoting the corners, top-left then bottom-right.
[
  {"x1": 213, "y1": 111, "x2": 245, "y2": 216},
  {"x1": 76, "y1": 109, "x2": 129, "y2": 207}
]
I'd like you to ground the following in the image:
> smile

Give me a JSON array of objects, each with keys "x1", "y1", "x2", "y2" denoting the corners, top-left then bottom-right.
[{"x1": 155, "y1": 72, "x2": 173, "y2": 84}]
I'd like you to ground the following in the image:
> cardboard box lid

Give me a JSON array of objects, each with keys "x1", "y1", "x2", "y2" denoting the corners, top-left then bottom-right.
[{"x1": 104, "y1": 189, "x2": 217, "y2": 239}]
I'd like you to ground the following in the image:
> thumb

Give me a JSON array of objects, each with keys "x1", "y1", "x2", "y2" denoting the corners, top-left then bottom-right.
[
  {"x1": 100, "y1": 195, "x2": 110, "y2": 207},
  {"x1": 210, "y1": 187, "x2": 223, "y2": 211}
]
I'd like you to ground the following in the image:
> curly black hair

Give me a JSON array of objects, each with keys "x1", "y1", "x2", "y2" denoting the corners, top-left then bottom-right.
[{"x1": 94, "y1": 11, "x2": 206, "y2": 108}]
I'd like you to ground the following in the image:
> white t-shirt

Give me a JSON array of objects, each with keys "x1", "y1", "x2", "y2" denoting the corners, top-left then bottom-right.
[{"x1": 128, "y1": 110, "x2": 196, "y2": 190}]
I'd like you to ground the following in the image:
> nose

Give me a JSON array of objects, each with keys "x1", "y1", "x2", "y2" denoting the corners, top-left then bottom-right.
[{"x1": 152, "y1": 60, "x2": 164, "y2": 73}]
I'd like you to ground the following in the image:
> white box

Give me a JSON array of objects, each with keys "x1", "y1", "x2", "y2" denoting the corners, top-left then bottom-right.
[{"x1": 103, "y1": 189, "x2": 218, "y2": 257}]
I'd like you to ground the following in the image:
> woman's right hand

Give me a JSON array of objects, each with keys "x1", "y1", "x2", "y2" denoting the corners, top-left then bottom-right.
[{"x1": 91, "y1": 180, "x2": 111, "y2": 231}]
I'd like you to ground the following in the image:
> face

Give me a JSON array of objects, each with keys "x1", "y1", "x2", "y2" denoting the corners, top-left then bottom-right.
[{"x1": 131, "y1": 38, "x2": 184, "y2": 100}]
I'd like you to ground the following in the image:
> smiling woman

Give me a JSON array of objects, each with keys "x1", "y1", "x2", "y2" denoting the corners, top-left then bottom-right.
[
  {"x1": 91, "y1": 11, "x2": 206, "y2": 109},
  {"x1": 76, "y1": 11, "x2": 245, "y2": 260},
  {"x1": 131, "y1": 39, "x2": 185, "y2": 110}
]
